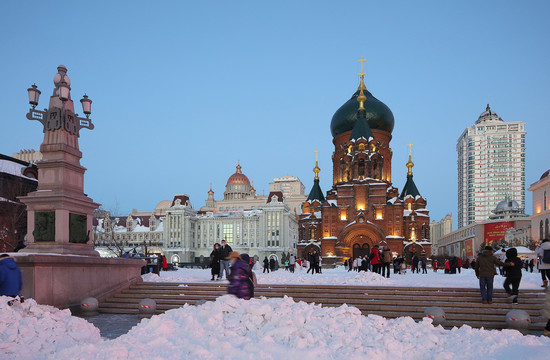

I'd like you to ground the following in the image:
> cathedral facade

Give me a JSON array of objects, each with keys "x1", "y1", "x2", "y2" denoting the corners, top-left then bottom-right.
[{"x1": 298, "y1": 65, "x2": 430, "y2": 264}]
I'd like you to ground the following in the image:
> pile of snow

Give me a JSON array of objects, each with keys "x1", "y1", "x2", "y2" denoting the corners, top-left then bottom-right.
[
  {"x1": 143, "y1": 266, "x2": 545, "y2": 289},
  {"x1": 0, "y1": 296, "x2": 100, "y2": 359},
  {"x1": 3, "y1": 295, "x2": 548, "y2": 359}
]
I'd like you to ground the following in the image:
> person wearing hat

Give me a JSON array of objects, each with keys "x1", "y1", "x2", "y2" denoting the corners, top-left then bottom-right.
[
  {"x1": 475, "y1": 246, "x2": 513, "y2": 304},
  {"x1": 227, "y1": 252, "x2": 254, "y2": 300}
]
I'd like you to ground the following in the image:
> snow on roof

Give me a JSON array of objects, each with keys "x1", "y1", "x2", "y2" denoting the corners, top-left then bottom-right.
[
  {"x1": 387, "y1": 197, "x2": 399, "y2": 204},
  {"x1": 327, "y1": 199, "x2": 337, "y2": 206},
  {"x1": 0, "y1": 158, "x2": 37, "y2": 181}
]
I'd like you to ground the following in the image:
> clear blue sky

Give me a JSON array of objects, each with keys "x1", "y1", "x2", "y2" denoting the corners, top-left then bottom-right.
[{"x1": 1, "y1": 1, "x2": 549, "y2": 229}]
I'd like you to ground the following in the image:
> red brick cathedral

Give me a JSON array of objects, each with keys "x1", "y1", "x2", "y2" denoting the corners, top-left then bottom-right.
[{"x1": 298, "y1": 62, "x2": 431, "y2": 265}]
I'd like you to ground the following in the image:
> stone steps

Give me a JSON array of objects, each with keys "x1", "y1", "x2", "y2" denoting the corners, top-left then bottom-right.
[{"x1": 98, "y1": 282, "x2": 547, "y2": 332}]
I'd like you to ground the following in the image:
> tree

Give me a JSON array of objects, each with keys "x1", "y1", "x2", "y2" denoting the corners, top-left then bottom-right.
[
  {"x1": 93, "y1": 209, "x2": 143, "y2": 257},
  {"x1": 0, "y1": 174, "x2": 36, "y2": 252}
]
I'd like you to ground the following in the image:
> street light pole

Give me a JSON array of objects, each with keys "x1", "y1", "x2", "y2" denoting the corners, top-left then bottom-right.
[{"x1": 26, "y1": 65, "x2": 94, "y2": 136}]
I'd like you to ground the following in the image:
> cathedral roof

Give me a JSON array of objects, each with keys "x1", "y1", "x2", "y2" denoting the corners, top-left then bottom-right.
[
  {"x1": 330, "y1": 89, "x2": 394, "y2": 137},
  {"x1": 400, "y1": 174, "x2": 421, "y2": 200},
  {"x1": 306, "y1": 178, "x2": 325, "y2": 204},
  {"x1": 226, "y1": 163, "x2": 251, "y2": 187},
  {"x1": 475, "y1": 104, "x2": 503, "y2": 124},
  {"x1": 349, "y1": 109, "x2": 374, "y2": 143}
]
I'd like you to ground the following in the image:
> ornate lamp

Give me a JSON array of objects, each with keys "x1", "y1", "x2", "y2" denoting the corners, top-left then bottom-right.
[
  {"x1": 58, "y1": 81, "x2": 70, "y2": 101},
  {"x1": 80, "y1": 94, "x2": 92, "y2": 118},
  {"x1": 27, "y1": 84, "x2": 41, "y2": 108}
]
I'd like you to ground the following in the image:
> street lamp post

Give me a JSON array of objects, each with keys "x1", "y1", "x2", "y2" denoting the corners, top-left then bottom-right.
[
  {"x1": 26, "y1": 65, "x2": 94, "y2": 136},
  {"x1": 19, "y1": 64, "x2": 101, "y2": 256}
]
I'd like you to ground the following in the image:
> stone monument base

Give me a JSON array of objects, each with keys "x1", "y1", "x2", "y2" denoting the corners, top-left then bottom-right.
[
  {"x1": 13, "y1": 254, "x2": 145, "y2": 308},
  {"x1": 19, "y1": 242, "x2": 100, "y2": 257}
]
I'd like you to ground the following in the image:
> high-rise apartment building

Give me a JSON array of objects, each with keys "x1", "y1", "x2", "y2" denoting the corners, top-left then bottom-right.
[{"x1": 457, "y1": 105, "x2": 526, "y2": 228}]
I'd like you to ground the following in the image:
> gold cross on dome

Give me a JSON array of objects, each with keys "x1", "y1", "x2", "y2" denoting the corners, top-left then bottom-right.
[
  {"x1": 407, "y1": 142, "x2": 413, "y2": 156},
  {"x1": 314, "y1": 149, "x2": 319, "y2": 161},
  {"x1": 358, "y1": 57, "x2": 366, "y2": 72}
]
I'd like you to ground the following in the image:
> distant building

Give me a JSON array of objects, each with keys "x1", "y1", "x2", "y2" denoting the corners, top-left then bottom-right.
[
  {"x1": 11, "y1": 149, "x2": 42, "y2": 164},
  {"x1": 200, "y1": 163, "x2": 306, "y2": 216},
  {"x1": 429, "y1": 214, "x2": 453, "y2": 256},
  {"x1": 94, "y1": 166, "x2": 302, "y2": 263},
  {"x1": 528, "y1": 169, "x2": 550, "y2": 245},
  {"x1": 457, "y1": 105, "x2": 526, "y2": 228},
  {"x1": 437, "y1": 198, "x2": 530, "y2": 259},
  {"x1": 0, "y1": 154, "x2": 38, "y2": 251}
]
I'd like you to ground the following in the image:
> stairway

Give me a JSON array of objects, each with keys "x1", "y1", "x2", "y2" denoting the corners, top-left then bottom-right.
[{"x1": 98, "y1": 282, "x2": 547, "y2": 332}]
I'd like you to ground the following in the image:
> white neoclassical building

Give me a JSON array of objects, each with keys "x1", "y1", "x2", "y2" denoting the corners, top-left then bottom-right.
[{"x1": 93, "y1": 166, "x2": 303, "y2": 264}]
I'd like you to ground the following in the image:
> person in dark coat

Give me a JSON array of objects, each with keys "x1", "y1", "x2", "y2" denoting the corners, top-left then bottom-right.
[
  {"x1": 219, "y1": 240, "x2": 233, "y2": 279},
  {"x1": 503, "y1": 248, "x2": 523, "y2": 304},
  {"x1": 269, "y1": 257, "x2": 275, "y2": 272},
  {"x1": 0, "y1": 254, "x2": 22, "y2": 297},
  {"x1": 263, "y1": 256, "x2": 270, "y2": 273},
  {"x1": 227, "y1": 252, "x2": 254, "y2": 300},
  {"x1": 412, "y1": 255, "x2": 419, "y2": 274},
  {"x1": 475, "y1": 246, "x2": 512, "y2": 304},
  {"x1": 209, "y1": 243, "x2": 221, "y2": 280}
]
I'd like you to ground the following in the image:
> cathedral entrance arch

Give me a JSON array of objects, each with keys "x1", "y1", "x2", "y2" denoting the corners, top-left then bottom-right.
[
  {"x1": 302, "y1": 243, "x2": 321, "y2": 259},
  {"x1": 352, "y1": 243, "x2": 370, "y2": 259},
  {"x1": 338, "y1": 222, "x2": 385, "y2": 259},
  {"x1": 403, "y1": 243, "x2": 425, "y2": 263}
]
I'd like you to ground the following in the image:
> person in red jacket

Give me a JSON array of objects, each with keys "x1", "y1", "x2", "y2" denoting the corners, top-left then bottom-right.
[
  {"x1": 457, "y1": 257, "x2": 462, "y2": 274},
  {"x1": 162, "y1": 255, "x2": 168, "y2": 271},
  {"x1": 369, "y1": 245, "x2": 381, "y2": 274}
]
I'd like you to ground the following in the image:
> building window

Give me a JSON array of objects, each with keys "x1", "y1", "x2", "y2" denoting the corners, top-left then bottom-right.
[
  {"x1": 546, "y1": 219, "x2": 549, "y2": 240},
  {"x1": 223, "y1": 224, "x2": 234, "y2": 245},
  {"x1": 545, "y1": 191, "x2": 547, "y2": 212}
]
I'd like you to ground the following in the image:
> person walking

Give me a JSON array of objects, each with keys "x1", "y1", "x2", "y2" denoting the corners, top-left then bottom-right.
[
  {"x1": 262, "y1": 256, "x2": 270, "y2": 273},
  {"x1": 433, "y1": 259, "x2": 438, "y2": 272},
  {"x1": 219, "y1": 240, "x2": 233, "y2": 280},
  {"x1": 475, "y1": 246, "x2": 512, "y2": 304},
  {"x1": 381, "y1": 245, "x2": 392, "y2": 278},
  {"x1": 457, "y1": 257, "x2": 462, "y2": 274},
  {"x1": 535, "y1": 239, "x2": 550, "y2": 288},
  {"x1": 0, "y1": 254, "x2": 22, "y2": 297},
  {"x1": 227, "y1": 252, "x2": 254, "y2": 300},
  {"x1": 209, "y1": 243, "x2": 221, "y2": 280},
  {"x1": 352, "y1": 257, "x2": 358, "y2": 272},
  {"x1": 503, "y1": 247, "x2": 523, "y2": 304}
]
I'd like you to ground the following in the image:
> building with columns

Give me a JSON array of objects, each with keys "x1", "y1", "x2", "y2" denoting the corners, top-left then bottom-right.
[
  {"x1": 94, "y1": 166, "x2": 302, "y2": 264},
  {"x1": 298, "y1": 63, "x2": 430, "y2": 264},
  {"x1": 529, "y1": 169, "x2": 550, "y2": 244}
]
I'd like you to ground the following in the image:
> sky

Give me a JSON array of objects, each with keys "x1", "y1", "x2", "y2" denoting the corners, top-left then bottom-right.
[{"x1": 1, "y1": 1, "x2": 549, "y2": 229}]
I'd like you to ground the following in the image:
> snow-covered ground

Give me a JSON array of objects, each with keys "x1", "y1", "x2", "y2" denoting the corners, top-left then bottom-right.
[
  {"x1": 2, "y1": 267, "x2": 549, "y2": 359},
  {"x1": 143, "y1": 265, "x2": 546, "y2": 290}
]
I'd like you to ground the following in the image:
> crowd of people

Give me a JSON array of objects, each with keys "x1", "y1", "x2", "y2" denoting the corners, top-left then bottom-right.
[{"x1": 205, "y1": 239, "x2": 550, "y2": 335}]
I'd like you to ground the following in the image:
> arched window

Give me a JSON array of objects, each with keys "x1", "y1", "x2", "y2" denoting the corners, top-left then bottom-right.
[
  {"x1": 545, "y1": 191, "x2": 548, "y2": 211},
  {"x1": 358, "y1": 159, "x2": 365, "y2": 178},
  {"x1": 539, "y1": 220, "x2": 543, "y2": 241},
  {"x1": 546, "y1": 219, "x2": 549, "y2": 240}
]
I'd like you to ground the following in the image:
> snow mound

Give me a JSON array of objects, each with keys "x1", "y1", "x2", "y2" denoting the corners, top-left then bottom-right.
[
  {"x1": 0, "y1": 296, "x2": 100, "y2": 359},
  {"x1": 54, "y1": 295, "x2": 550, "y2": 360}
]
